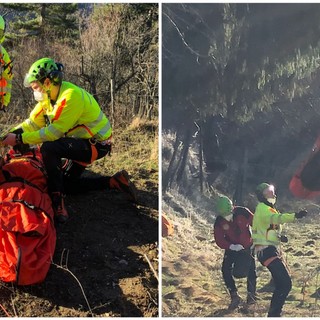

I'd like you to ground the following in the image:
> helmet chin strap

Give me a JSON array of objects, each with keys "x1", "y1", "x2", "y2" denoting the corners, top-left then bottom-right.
[{"x1": 42, "y1": 80, "x2": 53, "y2": 100}]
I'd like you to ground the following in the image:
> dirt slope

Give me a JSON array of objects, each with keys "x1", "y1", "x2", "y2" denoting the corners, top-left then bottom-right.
[{"x1": 0, "y1": 161, "x2": 158, "y2": 317}]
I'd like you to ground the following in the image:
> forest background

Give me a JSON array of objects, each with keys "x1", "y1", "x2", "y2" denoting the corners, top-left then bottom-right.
[
  {"x1": 2, "y1": 3, "x2": 158, "y2": 123},
  {"x1": 162, "y1": 3, "x2": 320, "y2": 317},
  {"x1": 0, "y1": 3, "x2": 159, "y2": 317}
]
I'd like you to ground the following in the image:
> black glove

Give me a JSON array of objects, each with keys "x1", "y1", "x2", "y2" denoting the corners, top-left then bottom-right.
[
  {"x1": 295, "y1": 210, "x2": 307, "y2": 219},
  {"x1": 280, "y1": 235, "x2": 288, "y2": 243}
]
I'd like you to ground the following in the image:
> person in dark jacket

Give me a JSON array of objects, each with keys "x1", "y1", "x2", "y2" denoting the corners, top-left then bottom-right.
[{"x1": 214, "y1": 195, "x2": 257, "y2": 310}]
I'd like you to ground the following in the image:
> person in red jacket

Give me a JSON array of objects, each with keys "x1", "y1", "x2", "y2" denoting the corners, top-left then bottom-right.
[{"x1": 213, "y1": 195, "x2": 257, "y2": 310}]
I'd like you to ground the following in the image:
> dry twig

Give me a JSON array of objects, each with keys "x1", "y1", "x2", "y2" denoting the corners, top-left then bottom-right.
[
  {"x1": 10, "y1": 296, "x2": 17, "y2": 317},
  {"x1": 54, "y1": 249, "x2": 94, "y2": 317},
  {"x1": 0, "y1": 303, "x2": 11, "y2": 317},
  {"x1": 143, "y1": 253, "x2": 159, "y2": 282}
]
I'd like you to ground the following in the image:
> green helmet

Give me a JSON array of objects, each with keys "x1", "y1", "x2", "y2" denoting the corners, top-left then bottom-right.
[
  {"x1": 256, "y1": 182, "x2": 275, "y2": 200},
  {"x1": 215, "y1": 196, "x2": 233, "y2": 217},
  {"x1": 0, "y1": 15, "x2": 6, "y2": 44},
  {"x1": 24, "y1": 58, "x2": 61, "y2": 87},
  {"x1": 256, "y1": 183, "x2": 271, "y2": 195}
]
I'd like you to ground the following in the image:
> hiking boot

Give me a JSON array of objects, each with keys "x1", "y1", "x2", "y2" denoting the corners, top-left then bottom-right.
[
  {"x1": 228, "y1": 292, "x2": 242, "y2": 310},
  {"x1": 109, "y1": 170, "x2": 137, "y2": 202},
  {"x1": 246, "y1": 292, "x2": 257, "y2": 305},
  {"x1": 51, "y1": 192, "x2": 69, "y2": 223}
]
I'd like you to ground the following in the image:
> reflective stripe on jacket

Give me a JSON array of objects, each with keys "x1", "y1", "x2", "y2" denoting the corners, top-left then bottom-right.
[
  {"x1": 18, "y1": 81, "x2": 112, "y2": 145},
  {"x1": 252, "y1": 202, "x2": 295, "y2": 246},
  {"x1": 0, "y1": 45, "x2": 13, "y2": 106}
]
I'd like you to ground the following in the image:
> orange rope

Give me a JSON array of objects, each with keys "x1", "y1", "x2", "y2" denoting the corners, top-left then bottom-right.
[{"x1": 0, "y1": 303, "x2": 11, "y2": 317}]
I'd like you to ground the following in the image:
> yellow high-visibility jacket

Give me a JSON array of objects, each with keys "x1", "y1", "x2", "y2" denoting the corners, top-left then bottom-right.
[
  {"x1": 0, "y1": 45, "x2": 13, "y2": 107},
  {"x1": 17, "y1": 81, "x2": 112, "y2": 145},
  {"x1": 252, "y1": 202, "x2": 295, "y2": 246}
]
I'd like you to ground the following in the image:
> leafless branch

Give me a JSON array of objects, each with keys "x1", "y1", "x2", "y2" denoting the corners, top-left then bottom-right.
[
  {"x1": 163, "y1": 11, "x2": 213, "y2": 60},
  {"x1": 143, "y1": 253, "x2": 159, "y2": 282},
  {"x1": 54, "y1": 249, "x2": 93, "y2": 317}
]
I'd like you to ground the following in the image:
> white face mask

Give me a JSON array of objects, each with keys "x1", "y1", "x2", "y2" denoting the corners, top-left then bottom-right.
[
  {"x1": 224, "y1": 214, "x2": 233, "y2": 221},
  {"x1": 33, "y1": 90, "x2": 48, "y2": 102},
  {"x1": 267, "y1": 198, "x2": 276, "y2": 205}
]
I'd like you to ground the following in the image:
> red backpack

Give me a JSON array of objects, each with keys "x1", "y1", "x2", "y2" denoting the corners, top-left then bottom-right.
[{"x1": 0, "y1": 147, "x2": 56, "y2": 285}]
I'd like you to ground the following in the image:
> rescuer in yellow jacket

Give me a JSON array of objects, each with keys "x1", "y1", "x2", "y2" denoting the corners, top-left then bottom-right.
[
  {"x1": 3, "y1": 58, "x2": 137, "y2": 223},
  {"x1": 252, "y1": 183, "x2": 307, "y2": 317},
  {"x1": 0, "y1": 15, "x2": 13, "y2": 110}
]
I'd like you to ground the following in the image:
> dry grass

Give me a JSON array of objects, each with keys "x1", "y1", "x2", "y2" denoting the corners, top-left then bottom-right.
[
  {"x1": 0, "y1": 117, "x2": 159, "y2": 317},
  {"x1": 72, "y1": 118, "x2": 158, "y2": 193},
  {"x1": 162, "y1": 192, "x2": 320, "y2": 317},
  {"x1": 113, "y1": 119, "x2": 158, "y2": 175}
]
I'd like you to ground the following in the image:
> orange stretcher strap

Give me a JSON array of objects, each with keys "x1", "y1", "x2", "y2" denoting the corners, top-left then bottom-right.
[
  {"x1": 90, "y1": 144, "x2": 98, "y2": 163},
  {"x1": 74, "y1": 144, "x2": 98, "y2": 167}
]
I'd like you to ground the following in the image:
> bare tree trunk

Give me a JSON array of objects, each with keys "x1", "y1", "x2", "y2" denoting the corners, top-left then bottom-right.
[
  {"x1": 199, "y1": 125, "x2": 203, "y2": 194},
  {"x1": 146, "y1": 104, "x2": 153, "y2": 120},
  {"x1": 242, "y1": 147, "x2": 248, "y2": 201},
  {"x1": 233, "y1": 147, "x2": 248, "y2": 206},
  {"x1": 110, "y1": 78, "x2": 115, "y2": 126},
  {"x1": 163, "y1": 128, "x2": 182, "y2": 192},
  {"x1": 176, "y1": 128, "x2": 191, "y2": 184},
  {"x1": 194, "y1": 121, "x2": 203, "y2": 193}
]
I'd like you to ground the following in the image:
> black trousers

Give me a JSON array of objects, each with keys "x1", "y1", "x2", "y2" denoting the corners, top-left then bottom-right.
[
  {"x1": 40, "y1": 137, "x2": 111, "y2": 195},
  {"x1": 221, "y1": 248, "x2": 257, "y2": 295},
  {"x1": 257, "y1": 246, "x2": 292, "y2": 317}
]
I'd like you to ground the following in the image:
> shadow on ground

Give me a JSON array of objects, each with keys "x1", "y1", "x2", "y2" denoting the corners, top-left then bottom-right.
[{"x1": 0, "y1": 188, "x2": 158, "y2": 317}]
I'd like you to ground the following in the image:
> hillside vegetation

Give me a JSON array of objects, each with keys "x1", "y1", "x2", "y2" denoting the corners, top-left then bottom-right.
[
  {"x1": 0, "y1": 3, "x2": 158, "y2": 317},
  {"x1": 162, "y1": 5, "x2": 320, "y2": 316},
  {"x1": 162, "y1": 189, "x2": 320, "y2": 317}
]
